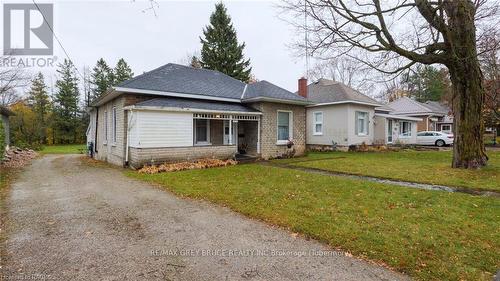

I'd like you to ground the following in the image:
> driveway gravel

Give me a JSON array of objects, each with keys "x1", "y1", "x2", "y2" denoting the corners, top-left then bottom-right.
[{"x1": 1, "y1": 154, "x2": 409, "y2": 281}]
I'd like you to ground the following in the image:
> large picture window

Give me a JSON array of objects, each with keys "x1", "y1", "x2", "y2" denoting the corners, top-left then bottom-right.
[
  {"x1": 399, "y1": 121, "x2": 412, "y2": 137},
  {"x1": 313, "y1": 112, "x2": 323, "y2": 135},
  {"x1": 355, "y1": 111, "x2": 369, "y2": 136},
  {"x1": 277, "y1": 111, "x2": 292, "y2": 143},
  {"x1": 194, "y1": 119, "x2": 210, "y2": 145}
]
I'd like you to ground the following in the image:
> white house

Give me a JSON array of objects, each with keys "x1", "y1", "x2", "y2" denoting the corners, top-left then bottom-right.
[{"x1": 301, "y1": 78, "x2": 420, "y2": 148}]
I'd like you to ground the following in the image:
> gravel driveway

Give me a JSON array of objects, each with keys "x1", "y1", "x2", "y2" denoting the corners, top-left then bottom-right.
[{"x1": 1, "y1": 155, "x2": 409, "y2": 281}]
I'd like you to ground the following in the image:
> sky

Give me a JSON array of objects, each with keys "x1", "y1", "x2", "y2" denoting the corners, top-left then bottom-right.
[{"x1": 2, "y1": 0, "x2": 309, "y2": 94}]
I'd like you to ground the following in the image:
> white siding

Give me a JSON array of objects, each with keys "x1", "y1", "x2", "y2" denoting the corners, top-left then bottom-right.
[
  {"x1": 131, "y1": 110, "x2": 193, "y2": 148},
  {"x1": 347, "y1": 104, "x2": 375, "y2": 145},
  {"x1": 306, "y1": 104, "x2": 349, "y2": 146}
]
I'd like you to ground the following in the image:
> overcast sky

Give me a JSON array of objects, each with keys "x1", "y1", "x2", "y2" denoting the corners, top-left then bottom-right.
[{"x1": 3, "y1": 0, "x2": 310, "y2": 94}]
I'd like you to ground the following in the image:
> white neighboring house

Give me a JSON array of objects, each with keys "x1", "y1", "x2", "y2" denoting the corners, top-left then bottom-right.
[
  {"x1": 373, "y1": 106, "x2": 421, "y2": 145},
  {"x1": 302, "y1": 79, "x2": 421, "y2": 148}
]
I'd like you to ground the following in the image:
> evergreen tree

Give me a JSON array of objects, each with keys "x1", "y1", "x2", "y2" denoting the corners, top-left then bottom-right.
[
  {"x1": 114, "y1": 58, "x2": 134, "y2": 85},
  {"x1": 53, "y1": 59, "x2": 80, "y2": 144},
  {"x1": 91, "y1": 58, "x2": 114, "y2": 100},
  {"x1": 27, "y1": 72, "x2": 51, "y2": 144},
  {"x1": 200, "y1": 2, "x2": 252, "y2": 82},
  {"x1": 402, "y1": 65, "x2": 451, "y2": 102}
]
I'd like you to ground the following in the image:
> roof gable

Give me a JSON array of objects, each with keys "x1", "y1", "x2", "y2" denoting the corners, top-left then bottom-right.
[{"x1": 306, "y1": 79, "x2": 381, "y2": 106}]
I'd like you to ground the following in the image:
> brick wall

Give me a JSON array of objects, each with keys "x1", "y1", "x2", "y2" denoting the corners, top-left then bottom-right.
[
  {"x1": 248, "y1": 102, "x2": 306, "y2": 159},
  {"x1": 129, "y1": 145, "x2": 237, "y2": 168}
]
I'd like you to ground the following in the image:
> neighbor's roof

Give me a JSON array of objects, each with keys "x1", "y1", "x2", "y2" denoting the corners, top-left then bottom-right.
[
  {"x1": 0, "y1": 105, "x2": 14, "y2": 116},
  {"x1": 93, "y1": 63, "x2": 308, "y2": 106},
  {"x1": 305, "y1": 79, "x2": 382, "y2": 107},
  {"x1": 243, "y1": 80, "x2": 307, "y2": 103},
  {"x1": 131, "y1": 97, "x2": 260, "y2": 114},
  {"x1": 388, "y1": 97, "x2": 450, "y2": 116},
  {"x1": 375, "y1": 104, "x2": 394, "y2": 112},
  {"x1": 374, "y1": 113, "x2": 422, "y2": 122}
]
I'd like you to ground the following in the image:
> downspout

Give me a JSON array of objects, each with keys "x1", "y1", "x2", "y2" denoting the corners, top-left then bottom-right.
[
  {"x1": 125, "y1": 109, "x2": 133, "y2": 166},
  {"x1": 94, "y1": 107, "x2": 99, "y2": 154}
]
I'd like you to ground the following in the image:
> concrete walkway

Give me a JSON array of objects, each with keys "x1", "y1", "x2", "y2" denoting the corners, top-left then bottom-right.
[{"x1": 1, "y1": 155, "x2": 409, "y2": 281}]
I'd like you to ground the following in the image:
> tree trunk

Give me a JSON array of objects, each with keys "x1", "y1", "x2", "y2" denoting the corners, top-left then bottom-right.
[{"x1": 445, "y1": 0, "x2": 488, "y2": 168}]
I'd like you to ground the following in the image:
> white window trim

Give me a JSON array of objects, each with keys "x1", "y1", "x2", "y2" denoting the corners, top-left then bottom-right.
[
  {"x1": 356, "y1": 111, "x2": 369, "y2": 136},
  {"x1": 194, "y1": 119, "x2": 211, "y2": 146},
  {"x1": 313, "y1": 111, "x2": 323, "y2": 136},
  {"x1": 441, "y1": 124, "x2": 452, "y2": 132},
  {"x1": 104, "y1": 110, "x2": 108, "y2": 145},
  {"x1": 399, "y1": 121, "x2": 412, "y2": 138},
  {"x1": 276, "y1": 110, "x2": 293, "y2": 145},
  {"x1": 112, "y1": 106, "x2": 117, "y2": 145}
]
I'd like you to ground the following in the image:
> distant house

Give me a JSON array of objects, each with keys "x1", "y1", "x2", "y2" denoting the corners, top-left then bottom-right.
[
  {"x1": 0, "y1": 106, "x2": 14, "y2": 150},
  {"x1": 87, "y1": 63, "x2": 310, "y2": 168},
  {"x1": 387, "y1": 97, "x2": 453, "y2": 133},
  {"x1": 302, "y1": 78, "x2": 420, "y2": 148}
]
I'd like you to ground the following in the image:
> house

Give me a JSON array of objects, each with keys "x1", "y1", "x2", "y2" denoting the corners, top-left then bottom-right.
[
  {"x1": 387, "y1": 97, "x2": 453, "y2": 133},
  {"x1": 302, "y1": 78, "x2": 420, "y2": 148},
  {"x1": 87, "y1": 63, "x2": 309, "y2": 168},
  {"x1": 0, "y1": 105, "x2": 14, "y2": 151}
]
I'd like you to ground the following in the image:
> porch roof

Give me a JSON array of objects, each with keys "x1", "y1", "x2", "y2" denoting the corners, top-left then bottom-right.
[
  {"x1": 375, "y1": 113, "x2": 422, "y2": 122},
  {"x1": 128, "y1": 97, "x2": 261, "y2": 114}
]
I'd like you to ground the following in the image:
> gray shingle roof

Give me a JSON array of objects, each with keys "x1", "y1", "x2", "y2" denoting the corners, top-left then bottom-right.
[
  {"x1": 306, "y1": 79, "x2": 381, "y2": 105},
  {"x1": 135, "y1": 97, "x2": 260, "y2": 113},
  {"x1": 388, "y1": 97, "x2": 449, "y2": 115},
  {"x1": 119, "y1": 63, "x2": 246, "y2": 100},
  {"x1": 116, "y1": 63, "x2": 306, "y2": 104},
  {"x1": 244, "y1": 80, "x2": 308, "y2": 102}
]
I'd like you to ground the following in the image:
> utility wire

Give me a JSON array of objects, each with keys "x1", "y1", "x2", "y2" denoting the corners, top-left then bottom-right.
[{"x1": 31, "y1": 0, "x2": 85, "y2": 81}]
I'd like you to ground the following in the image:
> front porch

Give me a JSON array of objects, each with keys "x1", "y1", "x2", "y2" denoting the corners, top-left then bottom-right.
[{"x1": 193, "y1": 113, "x2": 260, "y2": 157}]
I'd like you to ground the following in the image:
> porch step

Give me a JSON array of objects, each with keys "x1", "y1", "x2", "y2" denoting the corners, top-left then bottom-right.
[{"x1": 235, "y1": 154, "x2": 258, "y2": 164}]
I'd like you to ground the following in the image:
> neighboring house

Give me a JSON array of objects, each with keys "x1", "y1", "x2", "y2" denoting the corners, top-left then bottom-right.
[
  {"x1": 0, "y1": 106, "x2": 14, "y2": 151},
  {"x1": 302, "y1": 78, "x2": 420, "y2": 148},
  {"x1": 87, "y1": 63, "x2": 309, "y2": 168},
  {"x1": 388, "y1": 97, "x2": 453, "y2": 133},
  {"x1": 373, "y1": 105, "x2": 422, "y2": 145}
]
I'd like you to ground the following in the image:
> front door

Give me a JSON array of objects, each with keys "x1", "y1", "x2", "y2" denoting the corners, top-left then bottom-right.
[
  {"x1": 387, "y1": 120, "x2": 393, "y2": 143},
  {"x1": 223, "y1": 120, "x2": 237, "y2": 145}
]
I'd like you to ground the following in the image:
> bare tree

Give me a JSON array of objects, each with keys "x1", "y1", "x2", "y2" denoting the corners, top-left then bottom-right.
[
  {"x1": 0, "y1": 56, "x2": 30, "y2": 106},
  {"x1": 309, "y1": 57, "x2": 375, "y2": 93},
  {"x1": 282, "y1": 0, "x2": 500, "y2": 168}
]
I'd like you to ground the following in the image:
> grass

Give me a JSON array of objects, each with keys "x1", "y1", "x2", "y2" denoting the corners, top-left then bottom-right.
[
  {"x1": 40, "y1": 144, "x2": 86, "y2": 154},
  {"x1": 275, "y1": 151, "x2": 500, "y2": 192},
  {"x1": 126, "y1": 164, "x2": 500, "y2": 281}
]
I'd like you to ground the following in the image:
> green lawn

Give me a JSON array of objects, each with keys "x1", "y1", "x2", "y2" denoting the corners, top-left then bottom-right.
[
  {"x1": 126, "y1": 164, "x2": 500, "y2": 281},
  {"x1": 276, "y1": 151, "x2": 500, "y2": 192},
  {"x1": 40, "y1": 144, "x2": 86, "y2": 154}
]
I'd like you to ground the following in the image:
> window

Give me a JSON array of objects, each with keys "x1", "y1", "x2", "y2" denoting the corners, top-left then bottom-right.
[
  {"x1": 355, "y1": 111, "x2": 369, "y2": 136},
  {"x1": 277, "y1": 111, "x2": 292, "y2": 143},
  {"x1": 441, "y1": 124, "x2": 451, "y2": 132},
  {"x1": 112, "y1": 107, "x2": 117, "y2": 143},
  {"x1": 399, "y1": 121, "x2": 412, "y2": 137},
  {"x1": 194, "y1": 119, "x2": 210, "y2": 145},
  {"x1": 104, "y1": 110, "x2": 108, "y2": 143},
  {"x1": 313, "y1": 112, "x2": 323, "y2": 135}
]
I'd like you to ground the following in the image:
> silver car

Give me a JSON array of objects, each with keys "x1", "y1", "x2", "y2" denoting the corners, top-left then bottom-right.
[{"x1": 416, "y1": 131, "x2": 454, "y2": 147}]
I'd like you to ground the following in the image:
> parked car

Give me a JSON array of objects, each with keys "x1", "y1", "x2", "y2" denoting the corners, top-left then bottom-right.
[{"x1": 416, "y1": 131, "x2": 454, "y2": 147}]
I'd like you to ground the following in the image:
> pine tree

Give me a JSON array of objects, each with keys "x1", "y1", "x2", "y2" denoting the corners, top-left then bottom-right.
[
  {"x1": 200, "y1": 2, "x2": 252, "y2": 82},
  {"x1": 91, "y1": 58, "x2": 114, "y2": 100},
  {"x1": 53, "y1": 59, "x2": 80, "y2": 144},
  {"x1": 114, "y1": 58, "x2": 134, "y2": 85},
  {"x1": 27, "y1": 72, "x2": 51, "y2": 144}
]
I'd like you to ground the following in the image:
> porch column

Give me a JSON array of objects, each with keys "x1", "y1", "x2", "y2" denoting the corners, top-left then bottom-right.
[
  {"x1": 257, "y1": 117, "x2": 261, "y2": 154},
  {"x1": 229, "y1": 115, "x2": 233, "y2": 145}
]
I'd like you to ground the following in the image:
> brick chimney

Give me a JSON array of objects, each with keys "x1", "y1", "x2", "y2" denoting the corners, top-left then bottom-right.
[{"x1": 298, "y1": 77, "x2": 308, "y2": 98}]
